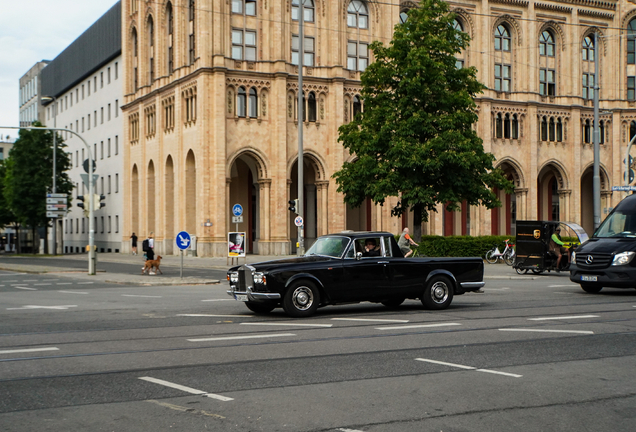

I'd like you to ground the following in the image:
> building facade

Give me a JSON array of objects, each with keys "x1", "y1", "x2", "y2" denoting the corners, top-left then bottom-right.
[
  {"x1": 19, "y1": 61, "x2": 50, "y2": 127},
  {"x1": 41, "y1": 2, "x2": 124, "y2": 253},
  {"x1": 121, "y1": 0, "x2": 636, "y2": 257}
]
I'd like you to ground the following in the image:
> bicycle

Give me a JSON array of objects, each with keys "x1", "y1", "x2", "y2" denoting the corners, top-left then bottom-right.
[{"x1": 485, "y1": 239, "x2": 515, "y2": 266}]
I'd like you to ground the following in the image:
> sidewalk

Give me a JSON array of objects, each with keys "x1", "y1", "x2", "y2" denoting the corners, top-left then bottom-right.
[{"x1": 0, "y1": 253, "x2": 567, "y2": 286}]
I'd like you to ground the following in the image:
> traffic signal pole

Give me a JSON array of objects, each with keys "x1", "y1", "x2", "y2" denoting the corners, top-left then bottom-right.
[
  {"x1": 297, "y1": 0, "x2": 305, "y2": 256},
  {"x1": 1, "y1": 125, "x2": 96, "y2": 274}
]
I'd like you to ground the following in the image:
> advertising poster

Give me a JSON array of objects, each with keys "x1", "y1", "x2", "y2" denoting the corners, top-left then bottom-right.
[{"x1": 228, "y1": 232, "x2": 246, "y2": 257}]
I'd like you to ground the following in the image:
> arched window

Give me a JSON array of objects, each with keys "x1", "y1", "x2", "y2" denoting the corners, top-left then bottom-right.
[
  {"x1": 352, "y1": 95, "x2": 362, "y2": 118},
  {"x1": 629, "y1": 20, "x2": 636, "y2": 64},
  {"x1": 347, "y1": 1, "x2": 368, "y2": 29},
  {"x1": 399, "y1": 10, "x2": 408, "y2": 23},
  {"x1": 541, "y1": 116, "x2": 548, "y2": 141},
  {"x1": 582, "y1": 36, "x2": 595, "y2": 100},
  {"x1": 495, "y1": 113, "x2": 503, "y2": 138},
  {"x1": 630, "y1": 121, "x2": 636, "y2": 142},
  {"x1": 307, "y1": 92, "x2": 316, "y2": 122},
  {"x1": 599, "y1": 120, "x2": 605, "y2": 144},
  {"x1": 237, "y1": 87, "x2": 246, "y2": 117},
  {"x1": 495, "y1": 25, "x2": 511, "y2": 52},
  {"x1": 549, "y1": 117, "x2": 555, "y2": 141},
  {"x1": 504, "y1": 114, "x2": 511, "y2": 139},
  {"x1": 454, "y1": 19, "x2": 464, "y2": 68},
  {"x1": 148, "y1": 16, "x2": 154, "y2": 83},
  {"x1": 584, "y1": 119, "x2": 591, "y2": 143},
  {"x1": 167, "y1": 2, "x2": 174, "y2": 74},
  {"x1": 188, "y1": 0, "x2": 196, "y2": 64},
  {"x1": 582, "y1": 35, "x2": 594, "y2": 62},
  {"x1": 132, "y1": 28, "x2": 138, "y2": 91},
  {"x1": 556, "y1": 118, "x2": 563, "y2": 142},
  {"x1": 248, "y1": 87, "x2": 258, "y2": 118},
  {"x1": 512, "y1": 114, "x2": 519, "y2": 139},
  {"x1": 539, "y1": 31, "x2": 555, "y2": 57},
  {"x1": 292, "y1": 0, "x2": 314, "y2": 22}
]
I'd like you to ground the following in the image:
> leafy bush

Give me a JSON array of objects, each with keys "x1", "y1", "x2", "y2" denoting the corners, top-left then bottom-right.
[{"x1": 398, "y1": 235, "x2": 513, "y2": 258}]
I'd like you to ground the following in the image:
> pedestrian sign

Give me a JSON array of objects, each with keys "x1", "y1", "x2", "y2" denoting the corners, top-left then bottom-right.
[{"x1": 176, "y1": 231, "x2": 191, "y2": 250}]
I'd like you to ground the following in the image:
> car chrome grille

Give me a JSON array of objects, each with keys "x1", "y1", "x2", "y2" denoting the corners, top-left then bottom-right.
[
  {"x1": 576, "y1": 252, "x2": 612, "y2": 269},
  {"x1": 239, "y1": 267, "x2": 253, "y2": 291}
]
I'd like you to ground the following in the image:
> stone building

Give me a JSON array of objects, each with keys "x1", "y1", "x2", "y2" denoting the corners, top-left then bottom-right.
[
  {"x1": 19, "y1": 61, "x2": 50, "y2": 127},
  {"x1": 121, "y1": 0, "x2": 636, "y2": 256}
]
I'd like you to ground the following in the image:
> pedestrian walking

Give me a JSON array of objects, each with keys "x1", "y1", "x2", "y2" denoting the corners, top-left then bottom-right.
[{"x1": 130, "y1": 233, "x2": 138, "y2": 255}]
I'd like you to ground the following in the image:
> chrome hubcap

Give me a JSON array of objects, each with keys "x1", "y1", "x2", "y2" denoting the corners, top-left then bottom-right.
[
  {"x1": 292, "y1": 286, "x2": 313, "y2": 311},
  {"x1": 431, "y1": 281, "x2": 449, "y2": 304}
]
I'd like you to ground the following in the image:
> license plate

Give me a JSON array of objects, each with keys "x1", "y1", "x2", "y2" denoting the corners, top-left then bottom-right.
[
  {"x1": 235, "y1": 294, "x2": 248, "y2": 302},
  {"x1": 581, "y1": 275, "x2": 598, "y2": 282}
]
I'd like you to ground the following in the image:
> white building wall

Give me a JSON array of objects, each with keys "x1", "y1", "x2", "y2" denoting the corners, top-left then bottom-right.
[{"x1": 45, "y1": 57, "x2": 124, "y2": 253}]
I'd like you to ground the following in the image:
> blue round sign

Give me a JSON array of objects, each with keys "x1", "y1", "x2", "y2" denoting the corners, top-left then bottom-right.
[
  {"x1": 232, "y1": 204, "x2": 243, "y2": 217},
  {"x1": 176, "y1": 231, "x2": 191, "y2": 250}
]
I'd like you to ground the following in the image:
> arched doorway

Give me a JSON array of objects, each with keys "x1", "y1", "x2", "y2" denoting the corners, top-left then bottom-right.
[
  {"x1": 131, "y1": 164, "x2": 139, "y2": 236},
  {"x1": 492, "y1": 160, "x2": 524, "y2": 235},
  {"x1": 165, "y1": 156, "x2": 174, "y2": 254},
  {"x1": 228, "y1": 155, "x2": 261, "y2": 253},
  {"x1": 289, "y1": 155, "x2": 325, "y2": 252},
  {"x1": 147, "y1": 160, "x2": 155, "y2": 234},
  {"x1": 538, "y1": 163, "x2": 566, "y2": 221},
  {"x1": 185, "y1": 150, "x2": 196, "y2": 235}
]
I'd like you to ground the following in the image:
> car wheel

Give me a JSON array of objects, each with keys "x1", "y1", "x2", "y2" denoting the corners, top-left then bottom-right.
[
  {"x1": 381, "y1": 298, "x2": 405, "y2": 309},
  {"x1": 531, "y1": 269, "x2": 544, "y2": 275},
  {"x1": 245, "y1": 302, "x2": 276, "y2": 314},
  {"x1": 485, "y1": 250, "x2": 498, "y2": 264},
  {"x1": 421, "y1": 276, "x2": 454, "y2": 310},
  {"x1": 515, "y1": 267, "x2": 528, "y2": 275},
  {"x1": 283, "y1": 280, "x2": 320, "y2": 318},
  {"x1": 581, "y1": 284, "x2": 603, "y2": 294}
]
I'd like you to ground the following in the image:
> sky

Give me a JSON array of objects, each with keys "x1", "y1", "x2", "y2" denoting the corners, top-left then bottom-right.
[{"x1": 0, "y1": 0, "x2": 119, "y2": 141}]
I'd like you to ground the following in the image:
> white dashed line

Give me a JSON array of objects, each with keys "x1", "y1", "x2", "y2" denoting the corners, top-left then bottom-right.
[
  {"x1": 55, "y1": 283, "x2": 73, "y2": 286},
  {"x1": 415, "y1": 358, "x2": 522, "y2": 378},
  {"x1": 376, "y1": 323, "x2": 461, "y2": 331},
  {"x1": 177, "y1": 314, "x2": 255, "y2": 318},
  {"x1": 33, "y1": 283, "x2": 52, "y2": 286},
  {"x1": 0, "y1": 347, "x2": 59, "y2": 355},
  {"x1": 528, "y1": 315, "x2": 599, "y2": 321},
  {"x1": 12, "y1": 287, "x2": 37, "y2": 291},
  {"x1": 240, "y1": 322, "x2": 333, "y2": 328},
  {"x1": 188, "y1": 333, "x2": 296, "y2": 342},
  {"x1": 201, "y1": 299, "x2": 235, "y2": 302},
  {"x1": 331, "y1": 318, "x2": 409, "y2": 323},
  {"x1": 338, "y1": 429, "x2": 366, "y2": 432},
  {"x1": 4, "y1": 280, "x2": 18, "y2": 282},
  {"x1": 487, "y1": 287, "x2": 510, "y2": 291},
  {"x1": 58, "y1": 291, "x2": 89, "y2": 295},
  {"x1": 77, "y1": 282, "x2": 94, "y2": 285},
  {"x1": 21, "y1": 280, "x2": 38, "y2": 282},
  {"x1": 548, "y1": 284, "x2": 580, "y2": 288},
  {"x1": 499, "y1": 328, "x2": 594, "y2": 334},
  {"x1": 121, "y1": 295, "x2": 163, "y2": 298},
  {"x1": 6, "y1": 305, "x2": 77, "y2": 310},
  {"x1": 138, "y1": 377, "x2": 234, "y2": 401}
]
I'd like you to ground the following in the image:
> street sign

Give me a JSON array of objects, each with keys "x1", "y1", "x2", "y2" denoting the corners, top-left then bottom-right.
[
  {"x1": 83, "y1": 159, "x2": 96, "y2": 173},
  {"x1": 46, "y1": 193, "x2": 67, "y2": 198},
  {"x1": 46, "y1": 204, "x2": 67, "y2": 211},
  {"x1": 294, "y1": 216, "x2": 304, "y2": 227},
  {"x1": 46, "y1": 197, "x2": 67, "y2": 204},
  {"x1": 232, "y1": 204, "x2": 243, "y2": 217},
  {"x1": 80, "y1": 173, "x2": 99, "y2": 189},
  {"x1": 46, "y1": 211, "x2": 66, "y2": 218},
  {"x1": 176, "y1": 231, "x2": 191, "y2": 250},
  {"x1": 232, "y1": 216, "x2": 243, "y2": 223},
  {"x1": 612, "y1": 186, "x2": 636, "y2": 191}
]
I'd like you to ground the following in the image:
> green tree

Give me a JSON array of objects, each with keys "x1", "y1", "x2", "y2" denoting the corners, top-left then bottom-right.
[
  {"x1": 3, "y1": 123, "x2": 73, "y2": 252},
  {"x1": 333, "y1": 0, "x2": 513, "y2": 240}
]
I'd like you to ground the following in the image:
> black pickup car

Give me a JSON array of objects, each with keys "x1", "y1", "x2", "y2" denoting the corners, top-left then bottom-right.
[{"x1": 227, "y1": 231, "x2": 485, "y2": 317}]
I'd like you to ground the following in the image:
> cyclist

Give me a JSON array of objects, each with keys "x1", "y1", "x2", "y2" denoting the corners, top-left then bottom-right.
[
  {"x1": 550, "y1": 227, "x2": 571, "y2": 271},
  {"x1": 398, "y1": 227, "x2": 419, "y2": 257}
]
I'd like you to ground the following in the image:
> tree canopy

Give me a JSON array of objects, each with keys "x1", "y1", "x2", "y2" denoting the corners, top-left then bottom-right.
[{"x1": 333, "y1": 0, "x2": 513, "y2": 239}]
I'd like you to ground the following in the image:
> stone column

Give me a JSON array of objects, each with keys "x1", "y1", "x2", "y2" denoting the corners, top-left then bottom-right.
[
  {"x1": 258, "y1": 179, "x2": 272, "y2": 251},
  {"x1": 515, "y1": 188, "x2": 528, "y2": 221},
  {"x1": 306, "y1": 184, "x2": 317, "y2": 240},
  {"x1": 559, "y1": 189, "x2": 572, "y2": 221}
]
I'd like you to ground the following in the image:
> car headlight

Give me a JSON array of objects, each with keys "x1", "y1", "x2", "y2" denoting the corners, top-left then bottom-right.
[
  {"x1": 229, "y1": 271, "x2": 239, "y2": 283},
  {"x1": 254, "y1": 272, "x2": 266, "y2": 285},
  {"x1": 611, "y1": 252, "x2": 635, "y2": 266},
  {"x1": 571, "y1": 251, "x2": 576, "y2": 263}
]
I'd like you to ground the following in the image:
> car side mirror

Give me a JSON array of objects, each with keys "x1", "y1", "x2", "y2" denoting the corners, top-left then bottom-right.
[{"x1": 356, "y1": 252, "x2": 362, "y2": 261}]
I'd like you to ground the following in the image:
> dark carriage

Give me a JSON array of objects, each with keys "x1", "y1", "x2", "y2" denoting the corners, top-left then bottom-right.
[{"x1": 513, "y1": 220, "x2": 588, "y2": 275}]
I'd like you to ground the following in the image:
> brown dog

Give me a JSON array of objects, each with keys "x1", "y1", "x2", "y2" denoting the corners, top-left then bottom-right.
[{"x1": 141, "y1": 255, "x2": 163, "y2": 275}]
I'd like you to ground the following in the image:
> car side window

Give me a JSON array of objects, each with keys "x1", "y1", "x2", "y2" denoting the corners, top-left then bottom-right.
[
  {"x1": 344, "y1": 241, "x2": 355, "y2": 259},
  {"x1": 360, "y1": 237, "x2": 382, "y2": 258},
  {"x1": 382, "y1": 236, "x2": 393, "y2": 257}
]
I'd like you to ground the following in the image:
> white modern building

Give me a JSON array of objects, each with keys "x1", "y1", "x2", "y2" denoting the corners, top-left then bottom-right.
[
  {"x1": 41, "y1": 2, "x2": 124, "y2": 253},
  {"x1": 19, "y1": 61, "x2": 50, "y2": 127}
]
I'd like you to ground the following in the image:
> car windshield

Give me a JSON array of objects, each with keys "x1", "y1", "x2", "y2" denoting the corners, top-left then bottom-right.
[
  {"x1": 594, "y1": 210, "x2": 636, "y2": 238},
  {"x1": 305, "y1": 236, "x2": 350, "y2": 258}
]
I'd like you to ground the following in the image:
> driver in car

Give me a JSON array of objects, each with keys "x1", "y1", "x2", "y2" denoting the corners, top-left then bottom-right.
[{"x1": 362, "y1": 239, "x2": 381, "y2": 257}]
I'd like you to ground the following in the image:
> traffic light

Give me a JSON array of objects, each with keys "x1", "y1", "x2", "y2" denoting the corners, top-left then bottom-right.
[
  {"x1": 77, "y1": 195, "x2": 85, "y2": 209},
  {"x1": 93, "y1": 194, "x2": 106, "y2": 211},
  {"x1": 288, "y1": 199, "x2": 299, "y2": 214}
]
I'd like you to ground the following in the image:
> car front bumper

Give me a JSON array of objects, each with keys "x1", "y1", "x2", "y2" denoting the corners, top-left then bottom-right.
[
  {"x1": 569, "y1": 264, "x2": 636, "y2": 289},
  {"x1": 227, "y1": 286, "x2": 281, "y2": 302}
]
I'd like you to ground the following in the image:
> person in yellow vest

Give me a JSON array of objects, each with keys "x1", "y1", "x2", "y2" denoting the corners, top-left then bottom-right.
[{"x1": 550, "y1": 227, "x2": 570, "y2": 271}]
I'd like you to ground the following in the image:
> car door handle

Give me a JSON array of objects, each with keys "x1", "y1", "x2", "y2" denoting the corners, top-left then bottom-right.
[{"x1": 377, "y1": 261, "x2": 389, "y2": 264}]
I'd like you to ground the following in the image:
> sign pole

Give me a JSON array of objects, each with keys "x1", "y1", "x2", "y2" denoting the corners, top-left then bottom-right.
[{"x1": 180, "y1": 249, "x2": 183, "y2": 279}]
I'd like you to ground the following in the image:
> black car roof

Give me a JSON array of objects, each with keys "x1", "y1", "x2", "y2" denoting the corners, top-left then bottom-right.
[{"x1": 326, "y1": 231, "x2": 395, "y2": 239}]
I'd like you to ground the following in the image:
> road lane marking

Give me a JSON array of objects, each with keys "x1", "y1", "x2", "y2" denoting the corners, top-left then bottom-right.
[
  {"x1": 240, "y1": 322, "x2": 333, "y2": 328},
  {"x1": 528, "y1": 315, "x2": 599, "y2": 321},
  {"x1": 0, "y1": 347, "x2": 59, "y2": 355},
  {"x1": 12, "y1": 287, "x2": 37, "y2": 291},
  {"x1": 21, "y1": 280, "x2": 38, "y2": 282},
  {"x1": 77, "y1": 282, "x2": 94, "y2": 285},
  {"x1": 376, "y1": 323, "x2": 461, "y2": 331},
  {"x1": 487, "y1": 287, "x2": 510, "y2": 291},
  {"x1": 415, "y1": 358, "x2": 522, "y2": 378},
  {"x1": 499, "y1": 328, "x2": 594, "y2": 334},
  {"x1": 188, "y1": 333, "x2": 296, "y2": 342},
  {"x1": 146, "y1": 400, "x2": 226, "y2": 418},
  {"x1": 58, "y1": 291, "x2": 89, "y2": 295},
  {"x1": 4, "y1": 280, "x2": 18, "y2": 282},
  {"x1": 332, "y1": 318, "x2": 410, "y2": 323},
  {"x1": 122, "y1": 294, "x2": 163, "y2": 298},
  {"x1": 6, "y1": 305, "x2": 77, "y2": 310},
  {"x1": 138, "y1": 377, "x2": 234, "y2": 401},
  {"x1": 33, "y1": 283, "x2": 52, "y2": 286},
  {"x1": 201, "y1": 299, "x2": 235, "y2": 302},
  {"x1": 338, "y1": 429, "x2": 365, "y2": 432},
  {"x1": 55, "y1": 283, "x2": 73, "y2": 286},
  {"x1": 476, "y1": 369, "x2": 523, "y2": 378},
  {"x1": 177, "y1": 314, "x2": 255, "y2": 318},
  {"x1": 548, "y1": 284, "x2": 579, "y2": 288}
]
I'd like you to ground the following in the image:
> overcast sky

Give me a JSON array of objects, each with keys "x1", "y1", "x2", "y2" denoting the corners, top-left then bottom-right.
[{"x1": 0, "y1": 0, "x2": 119, "y2": 141}]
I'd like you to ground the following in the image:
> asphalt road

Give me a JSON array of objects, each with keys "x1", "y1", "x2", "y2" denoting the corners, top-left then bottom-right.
[{"x1": 1, "y1": 271, "x2": 635, "y2": 431}]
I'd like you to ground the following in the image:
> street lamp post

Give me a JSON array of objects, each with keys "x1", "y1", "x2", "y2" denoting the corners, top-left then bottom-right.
[
  {"x1": 0, "y1": 125, "x2": 96, "y2": 274},
  {"x1": 592, "y1": 32, "x2": 601, "y2": 231},
  {"x1": 41, "y1": 96, "x2": 57, "y2": 255}
]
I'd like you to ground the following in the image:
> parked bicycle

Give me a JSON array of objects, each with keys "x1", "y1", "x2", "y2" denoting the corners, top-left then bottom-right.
[{"x1": 485, "y1": 239, "x2": 515, "y2": 265}]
